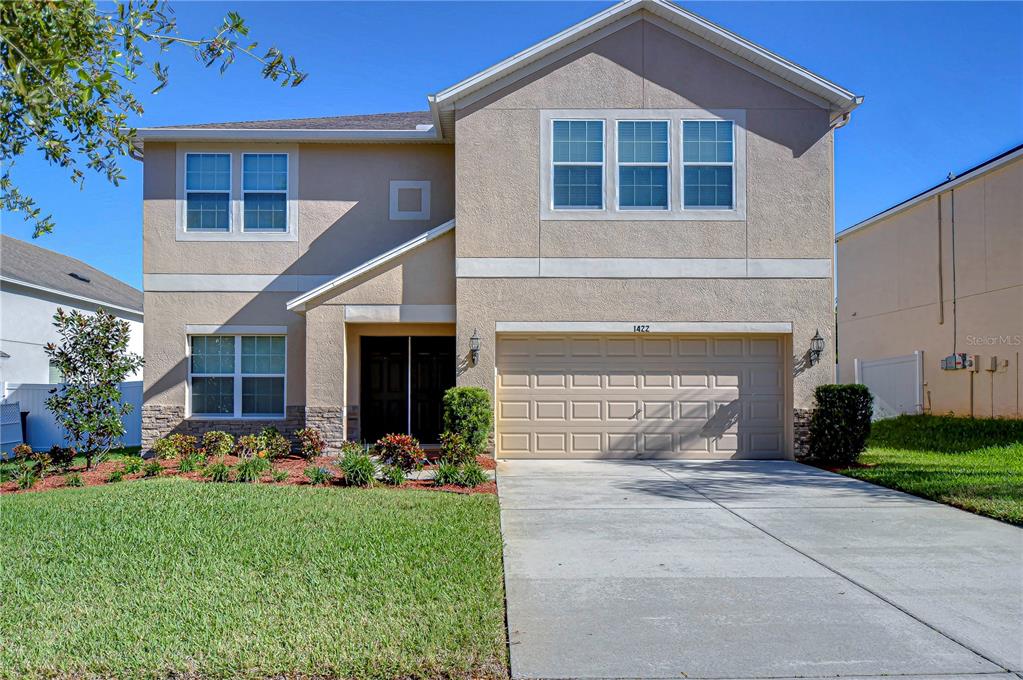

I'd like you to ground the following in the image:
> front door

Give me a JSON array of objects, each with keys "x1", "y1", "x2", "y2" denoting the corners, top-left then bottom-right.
[{"x1": 360, "y1": 336, "x2": 456, "y2": 444}]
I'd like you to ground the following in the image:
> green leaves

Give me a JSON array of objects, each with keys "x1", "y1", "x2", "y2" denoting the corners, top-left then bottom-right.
[{"x1": 0, "y1": 0, "x2": 307, "y2": 235}]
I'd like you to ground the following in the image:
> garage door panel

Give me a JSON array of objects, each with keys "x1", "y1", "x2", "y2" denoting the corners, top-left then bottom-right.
[{"x1": 496, "y1": 334, "x2": 787, "y2": 459}]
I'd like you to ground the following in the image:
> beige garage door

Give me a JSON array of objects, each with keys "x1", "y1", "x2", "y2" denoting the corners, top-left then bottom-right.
[{"x1": 495, "y1": 334, "x2": 787, "y2": 459}]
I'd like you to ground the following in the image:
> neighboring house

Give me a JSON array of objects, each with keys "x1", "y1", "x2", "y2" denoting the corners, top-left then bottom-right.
[
  {"x1": 0, "y1": 234, "x2": 144, "y2": 385},
  {"x1": 135, "y1": 0, "x2": 861, "y2": 459},
  {"x1": 837, "y1": 145, "x2": 1022, "y2": 419}
]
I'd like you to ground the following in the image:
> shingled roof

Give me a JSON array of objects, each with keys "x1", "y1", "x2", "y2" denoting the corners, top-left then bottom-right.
[
  {"x1": 0, "y1": 235, "x2": 143, "y2": 314},
  {"x1": 155, "y1": 111, "x2": 433, "y2": 131}
]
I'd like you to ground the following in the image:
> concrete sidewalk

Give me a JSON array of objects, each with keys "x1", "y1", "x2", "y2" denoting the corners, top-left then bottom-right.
[{"x1": 498, "y1": 460, "x2": 1023, "y2": 679}]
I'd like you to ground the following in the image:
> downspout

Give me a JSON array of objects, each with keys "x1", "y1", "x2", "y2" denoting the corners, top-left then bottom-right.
[{"x1": 936, "y1": 196, "x2": 944, "y2": 324}]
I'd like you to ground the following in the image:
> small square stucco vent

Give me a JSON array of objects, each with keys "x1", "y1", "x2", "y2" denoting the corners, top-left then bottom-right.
[{"x1": 389, "y1": 180, "x2": 430, "y2": 221}]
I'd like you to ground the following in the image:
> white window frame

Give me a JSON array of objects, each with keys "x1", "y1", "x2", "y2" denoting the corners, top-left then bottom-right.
[
  {"x1": 549, "y1": 118, "x2": 605, "y2": 212},
  {"x1": 615, "y1": 119, "x2": 671, "y2": 211},
  {"x1": 175, "y1": 144, "x2": 299, "y2": 241},
  {"x1": 184, "y1": 152, "x2": 232, "y2": 233},
  {"x1": 186, "y1": 333, "x2": 287, "y2": 420},
  {"x1": 241, "y1": 152, "x2": 290, "y2": 233},
  {"x1": 389, "y1": 180, "x2": 431, "y2": 221},
  {"x1": 681, "y1": 118, "x2": 735, "y2": 212},
  {"x1": 540, "y1": 109, "x2": 745, "y2": 221}
]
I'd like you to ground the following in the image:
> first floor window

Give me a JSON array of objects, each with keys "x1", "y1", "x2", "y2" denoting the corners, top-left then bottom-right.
[
  {"x1": 682, "y1": 120, "x2": 734, "y2": 209},
  {"x1": 243, "y1": 153, "x2": 288, "y2": 231},
  {"x1": 185, "y1": 153, "x2": 231, "y2": 231},
  {"x1": 552, "y1": 119, "x2": 604, "y2": 209},
  {"x1": 189, "y1": 334, "x2": 286, "y2": 417}
]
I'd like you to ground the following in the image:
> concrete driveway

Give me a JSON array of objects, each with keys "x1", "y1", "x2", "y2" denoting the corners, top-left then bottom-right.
[{"x1": 498, "y1": 460, "x2": 1023, "y2": 679}]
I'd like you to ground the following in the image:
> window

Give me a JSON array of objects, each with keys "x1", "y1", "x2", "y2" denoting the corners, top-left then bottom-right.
[
  {"x1": 617, "y1": 121, "x2": 669, "y2": 210},
  {"x1": 682, "y1": 120, "x2": 734, "y2": 209},
  {"x1": 189, "y1": 335, "x2": 286, "y2": 418},
  {"x1": 185, "y1": 153, "x2": 231, "y2": 231},
  {"x1": 48, "y1": 361, "x2": 63, "y2": 384},
  {"x1": 243, "y1": 153, "x2": 288, "y2": 231},
  {"x1": 552, "y1": 120, "x2": 604, "y2": 209}
]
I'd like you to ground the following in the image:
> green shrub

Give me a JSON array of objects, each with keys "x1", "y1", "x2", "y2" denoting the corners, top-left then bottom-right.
[
  {"x1": 259, "y1": 426, "x2": 292, "y2": 459},
  {"x1": 434, "y1": 460, "x2": 461, "y2": 487},
  {"x1": 203, "y1": 461, "x2": 232, "y2": 483},
  {"x1": 12, "y1": 443, "x2": 32, "y2": 460},
  {"x1": 27, "y1": 449, "x2": 52, "y2": 478},
  {"x1": 47, "y1": 445, "x2": 76, "y2": 471},
  {"x1": 304, "y1": 465, "x2": 334, "y2": 486},
  {"x1": 0, "y1": 462, "x2": 16, "y2": 483},
  {"x1": 106, "y1": 469, "x2": 124, "y2": 484},
  {"x1": 63, "y1": 472, "x2": 84, "y2": 487},
  {"x1": 380, "y1": 464, "x2": 406, "y2": 486},
  {"x1": 168, "y1": 433, "x2": 198, "y2": 458},
  {"x1": 177, "y1": 454, "x2": 202, "y2": 473},
  {"x1": 340, "y1": 449, "x2": 376, "y2": 487},
  {"x1": 16, "y1": 463, "x2": 39, "y2": 490},
  {"x1": 269, "y1": 468, "x2": 288, "y2": 483},
  {"x1": 808, "y1": 384, "x2": 873, "y2": 465},
  {"x1": 374, "y1": 433, "x2": 424, "y2": 472},
  {"x1": 202, "y1": 430, "x2": 234, "y2": 458},
  {"x1": 151, "y1": 438, "x2": 177, "y2": 460},
  {"x1": 869, "y1": 414, "x2": 1023, "y2": 453},
  {"x1": 458, "y1": 460, "x2": 488, "y2": 488},
  {"x1": 235, "y1": 434, "x2": 261, "y2": 459},
  {"x1": 142, "y1": 461, "x2": 163, "y2": 478},
  {"x1": 122, "y1": 456, "x2": 144, "y2": 474},
  {"x1": 295, "y1": 427, "x2": 326, "y2": 460},
  {"x1": 339, "y1": 440, "x2": 368, "y2": 456},
  {"x1": 442, "y1": 386, "x2": 492, "y2": 455},
  {"x1": 439, "y1": 431, "x2": 476, "y2": 466},
  {"x1": 235, "y1": 457, "x2": 268, "y2": 483}
]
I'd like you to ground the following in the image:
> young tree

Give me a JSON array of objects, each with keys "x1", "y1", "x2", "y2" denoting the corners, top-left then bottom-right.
[
  {"x1": 1, "y1": 0, "x2": 307, "y2": 236},
  {"x1": 44, "y1": 308, "x2": 145, "y2": 469}
]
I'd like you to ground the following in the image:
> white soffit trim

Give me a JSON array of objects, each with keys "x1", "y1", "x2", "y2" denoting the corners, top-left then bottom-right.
[
  {"x1": 344, "y1": 305, "x2": 456, "y2": 323},
  {"x1": 429, "y1": 0, "x2": 860, "y2": 114},
  {"x1": 185, "y1": 324, "x2": 288, "y2": 335},
  {"x1": 496, "y1": 321, "x2": 793, "y2": 334},
  {"x1": 286, "y1": 219, "x2": 455, "y2": 311},
  {"x1": 1, "y1": 275, "x2": 143, "y2": 316},
  {"x1": 836, "y1": 145, "x2": 1023, "y2": 243},
  {"x1": 455, "y1": 257, "x2": 831, "y2": 279}
]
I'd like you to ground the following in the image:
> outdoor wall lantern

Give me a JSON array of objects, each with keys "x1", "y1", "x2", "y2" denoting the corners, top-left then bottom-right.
[
  {"x1": 469, "y1": 329, "x2": 481, "y2": 365},
  {"x1": 809, "y1": 329, "x2": 825, "y2": 366}
]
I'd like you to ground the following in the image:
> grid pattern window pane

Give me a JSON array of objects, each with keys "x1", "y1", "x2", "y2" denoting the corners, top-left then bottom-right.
[
  {"x1": 191, "y1": 377, "x2": 234, "y2": 415},
  {"x1": 682, "y1": 121, "x2": 733, "y2": 163},
  {"x1": 620, "y1": 166, "x2": 668, "y2": 209},
  {"x1": 553, "y1": 121, "x2": 603, "y2": 162},
  {"x1": 186, "y1": 192, "x2": 229, "y2": 231},
  {"x1": 618, "y1": 121, "x2": 668, "y2": 163},
  {"x1": 242, "y1": 154, "x2": 287, "y2": 191},
  {"x1": 241, "y1": 336, "x2": 286, "y2": 374},
  {"x1": 243, "y1": 193, "x2": 287, "y2": 231},
  {"x1": 242, "y1": 377, "x2": 285, "y2": 416},
  {"x1": 186, "y1": 154, "x2": 230, "y2": 191},
  {"x1": 190, "y1": 336, "x2": 235, "y2": 374},
  {"x1": 553, "y1": 166, "x2": 602, "y2": 209},
  {"x1": 684, "y1": 166, "x2": 733, "y2": 208}
]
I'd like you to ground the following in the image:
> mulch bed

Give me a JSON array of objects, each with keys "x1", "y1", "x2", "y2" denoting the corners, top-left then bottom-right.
[{"x1": 1, "y1": 454, "x2": 496, "y2": 496}]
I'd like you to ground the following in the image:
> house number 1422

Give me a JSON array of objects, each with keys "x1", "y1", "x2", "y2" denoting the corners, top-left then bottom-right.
[{"x1": 633, "y1": 325, "x2": 651, "y2": 333}]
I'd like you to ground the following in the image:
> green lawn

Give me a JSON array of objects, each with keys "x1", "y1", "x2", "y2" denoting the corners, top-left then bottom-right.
[
  {"x1": 0, "y1": 479, "x2": 507, "y2": 679},
  {"x1": 837, "y1": 415, "x2": 1023, "y2": 525}
]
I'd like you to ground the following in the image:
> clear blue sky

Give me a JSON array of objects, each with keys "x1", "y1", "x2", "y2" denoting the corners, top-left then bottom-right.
[{"x1": 2, "y1": 1, "x2": 1020, "y2": 289}]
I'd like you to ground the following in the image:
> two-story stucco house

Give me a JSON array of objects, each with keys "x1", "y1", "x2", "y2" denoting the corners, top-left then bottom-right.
[{"x1": 135, "y1": 0, "x2": 861, "y2": 459}]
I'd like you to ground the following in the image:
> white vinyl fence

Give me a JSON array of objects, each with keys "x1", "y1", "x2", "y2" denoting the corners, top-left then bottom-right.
[
  {"x1": 854, "y1": 351, "x2": 923, "y2": 420},
  {"x1": 1, "y1": 381, "x2": 142, "y2": 453}
]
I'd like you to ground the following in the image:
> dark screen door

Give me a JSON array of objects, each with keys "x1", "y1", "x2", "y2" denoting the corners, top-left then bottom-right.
[
  {"x1": 360, "y1": 337, "x2": 409, "y2": 443},
  {"x1": 410, "y1": 336, "x2": 456, "y2": 443}
]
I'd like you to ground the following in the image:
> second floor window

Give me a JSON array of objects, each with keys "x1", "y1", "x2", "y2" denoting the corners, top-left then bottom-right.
[
  {"x1": 243, "y1": 153, "x2": 288, "y2": 232},
  {"x1": 682, "y1": 120, "x2": 734, "y2": 209},
  {"x1": 617, "y1": 120, "x2": 669, "y2": 210},
  {"x1": 185, "y1": 153, "x2": 230, "y2": 231},
  {"x1": 552, "y1": 120, "x2": 604, "y2": 210}
]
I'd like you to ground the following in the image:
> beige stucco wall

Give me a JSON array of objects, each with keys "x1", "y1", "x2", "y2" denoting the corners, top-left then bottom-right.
[{"x1": 837, "y1": 157, "x2": 1023, "y2": 417}]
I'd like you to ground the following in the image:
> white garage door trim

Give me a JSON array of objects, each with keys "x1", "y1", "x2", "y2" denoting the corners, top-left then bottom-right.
[{"x1": 495, "y1": 333, "x2": 792, "y2": 460}]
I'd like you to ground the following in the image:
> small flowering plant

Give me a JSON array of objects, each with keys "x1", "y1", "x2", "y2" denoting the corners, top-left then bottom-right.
[{"x1": 373, "y1": 433, "x2": 425, "y2": 472}]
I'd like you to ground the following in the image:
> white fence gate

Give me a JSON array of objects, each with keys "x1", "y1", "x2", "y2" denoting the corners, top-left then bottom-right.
[
  {"x1": 854, "y1": 352, "x2": 923, "y2": 420},
  {"x1": 0, "y1": 381, "x2": 142, "y2": 452}
]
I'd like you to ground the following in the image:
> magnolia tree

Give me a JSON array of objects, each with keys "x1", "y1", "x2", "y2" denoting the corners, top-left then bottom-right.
[{"x1": 45, "y1": 308, "x2": 144, "y2": 469}]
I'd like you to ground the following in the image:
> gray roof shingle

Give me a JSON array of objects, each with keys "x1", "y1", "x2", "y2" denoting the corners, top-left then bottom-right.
[
  {"x1": 0, "y1": 235, "x2": 143, "y2": 313},
  {"x1": 155, "y1": 111, "x2": 433, "y2": 131}
]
